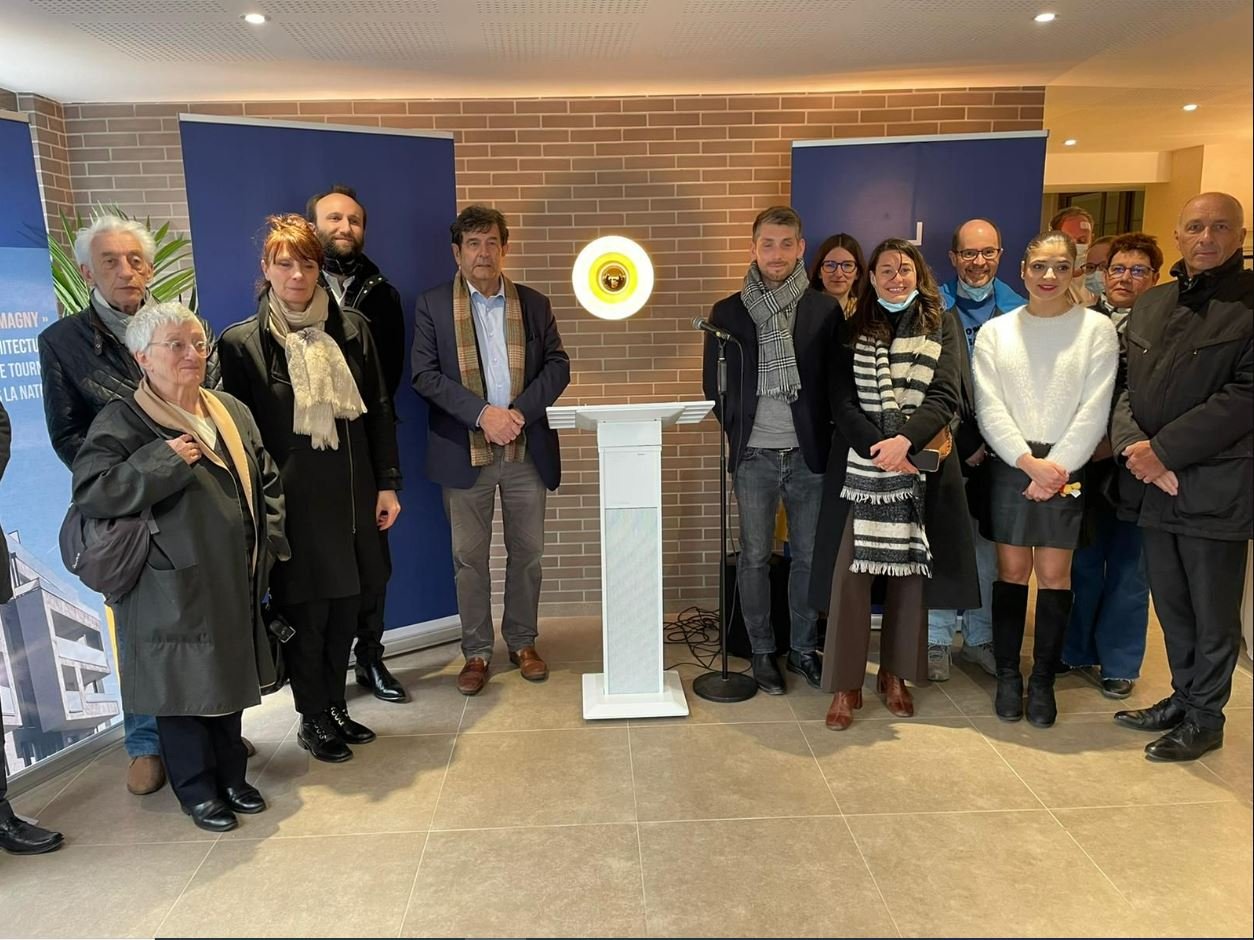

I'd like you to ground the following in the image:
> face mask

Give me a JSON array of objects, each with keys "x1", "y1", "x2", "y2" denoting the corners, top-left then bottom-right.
[
  {"x1": 956, "y1": 279, "x2": 994, "y2": 302},
  {"x1": 877, "y1": 290, "x2": 919, "y2": 313},
  {"x1": 1084, "y1": 270, "x2": 1105, "y2": 297}
]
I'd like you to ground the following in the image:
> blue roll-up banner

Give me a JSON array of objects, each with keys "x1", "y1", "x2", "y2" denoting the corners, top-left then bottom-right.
[
  {"x1": 178, "y1": 115, "x2": 458, "y2": 636},
  {"x1": 791, "y1": 131, "x2": 1048, "y2": 295},
  {"x1": 1, "y1": 113, "x2": 123, "y2": 772}
]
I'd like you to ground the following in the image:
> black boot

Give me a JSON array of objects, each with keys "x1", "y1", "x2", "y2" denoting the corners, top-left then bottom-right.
[
  {"x1": 1026, "y1": 588, "x2": 1073, "y2": 728},
  {"x1": 297, "y1": 712, "x2": 353, "y2": 763},
  {"x1": 751, "y1": 654, "x2": 785, "y2": 695},
  {"x1": 991, "y1": 581, "x2": 1029, "y2": 721},
  {"x1": 328, "y1": 702, "x2": 376, "y2": 744},
  {"x1": 355, "y1": 658, "x2": 408, "y2": 703}
]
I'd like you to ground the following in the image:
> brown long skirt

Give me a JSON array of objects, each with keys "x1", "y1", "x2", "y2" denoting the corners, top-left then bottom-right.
[{"x1": 819, "y1": 514, "x2": 929, "y2": 693}]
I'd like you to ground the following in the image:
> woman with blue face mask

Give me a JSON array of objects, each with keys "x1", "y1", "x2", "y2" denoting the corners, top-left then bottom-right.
[
  {"x1": 972, "y1": 231, "x2": 1119, "y2": 729},
  {"x1": 1080, "y1": 236, "x2": 1114, "y2": 303},
  {"x1": 807, "y1": 238, "x2": 980, "y2": 730}
]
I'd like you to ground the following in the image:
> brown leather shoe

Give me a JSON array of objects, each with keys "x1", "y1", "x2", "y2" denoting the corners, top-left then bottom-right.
[
  {"x1": 457, "y1": 657, "x2": 490, "y2": 695},
  {"x1": 126, "y1": 755, "x2": 167, "y2": 795},
  {"x1": 508, "y1": 646, "x2": 549, "y2": 682},
  {"x1": 825, "y1": 689, "x2": 863, "y2": 731},
  {"x1": 876, "y1": 668, "x2": 914, "y2": 717}
]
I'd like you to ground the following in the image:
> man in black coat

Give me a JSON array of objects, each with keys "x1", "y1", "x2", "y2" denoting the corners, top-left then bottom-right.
[
  {"x1": 308, "y1": 184, "x2": 408, "y2": 703},
  {"x1": 701, "y1": 206, "x2": 839, "y2": 694},
  {"x1": 1110, "y1": 191, "x2": 1253, "y2": 762},
  {"x1": 0, "y1": 401, "x2": 65, "y2": 855},
  {"x1": 36, "y1": 215, "x2": 226, "y2": 796},
  {"x1": 412, "y1": 206, "x2": 570, "y2": 696}
]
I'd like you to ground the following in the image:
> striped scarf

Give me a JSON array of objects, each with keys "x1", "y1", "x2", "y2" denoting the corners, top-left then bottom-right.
[
  {"x1": 740, "y1": 261, "x2": 807, "y2": 403},
  {"x1": 840, "y1": 302, "x2": 941, "y2": 577},
  {"x1": 452, "y1": 272, "x2": 527, "y2": 468}
]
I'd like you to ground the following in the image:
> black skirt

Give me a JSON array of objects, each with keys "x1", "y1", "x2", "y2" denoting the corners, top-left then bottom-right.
[{"x1": 981, "y1": 442, "x2": 1085, "y2": 549}]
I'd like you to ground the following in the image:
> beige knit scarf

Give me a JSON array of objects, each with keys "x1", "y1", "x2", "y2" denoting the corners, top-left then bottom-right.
[{"x1": 267, "y1": 286, "x2": 366, "y2": 450}]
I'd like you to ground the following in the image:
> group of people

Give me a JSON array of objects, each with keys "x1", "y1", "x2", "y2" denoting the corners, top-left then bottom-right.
[
  {"x1": 0, "y1": 187, "x2": 1248, "y2": 856},
  {"x1": 1, "y1": 197, "x2": 568, "y2": 849},
  {"x1": 704, "y1": 195, "x2": 1251, "y2": 757}
]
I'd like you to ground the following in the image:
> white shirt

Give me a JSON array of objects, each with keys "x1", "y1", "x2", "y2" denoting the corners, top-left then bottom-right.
[{"x1": 972, "y1": 303, "x2": 1118, "y2": 472}]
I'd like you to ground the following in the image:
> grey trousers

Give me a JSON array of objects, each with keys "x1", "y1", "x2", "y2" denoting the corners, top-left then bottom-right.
[{"x1": 443, "y1": 450, "x2": 548, "y2": 661}]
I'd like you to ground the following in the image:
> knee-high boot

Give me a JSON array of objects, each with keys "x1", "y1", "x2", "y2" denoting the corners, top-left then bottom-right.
[
  {"x1": 992, "y1": 581, "x2": 1030, "y2": 721},
  {"x1": 1027, "y1": 588, "x2": 1074, "y2": 728}
]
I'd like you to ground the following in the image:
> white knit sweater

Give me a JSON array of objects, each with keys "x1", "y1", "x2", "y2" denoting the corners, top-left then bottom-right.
[{"x1": 972, "y1": 304, "x2": 1119, "y2": 472}]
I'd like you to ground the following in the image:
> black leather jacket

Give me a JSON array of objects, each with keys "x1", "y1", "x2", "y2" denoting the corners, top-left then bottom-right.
[{"x1": 37, "y1": 303, "x2": 221, "y2": 468}]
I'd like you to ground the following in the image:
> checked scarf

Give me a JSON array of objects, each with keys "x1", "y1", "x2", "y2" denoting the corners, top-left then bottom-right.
[{"x1": 740, "y1": 261, "x2": 808, "y2": 402}]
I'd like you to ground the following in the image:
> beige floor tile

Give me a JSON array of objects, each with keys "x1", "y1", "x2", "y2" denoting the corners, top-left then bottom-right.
[
  {"x1": 241, "y1": 687, "x2": 300, "y2": 743},
  {"x1": 401, "y1": 824, "x2": 646, "y2": 937},
  {"x1": 1056, "y1": 802, "x2": 1254, "y2": 937},
  {"x1": 431, "y1": 728, "x2": 636, "y2": 829},
  {"x1": 847, "y1": 810, "x2": 1137, "y2": 937},
  {"x1": 972, "y1": 713, "x2": 1237, "y2": 809},
  {"x1": 632, "y1": 662, "x2": 797, "y2": 726},
  {"x1": 1199, "y1": 708, "x2": 1254, "y2": 804},
  {"x1": 158, "y1": 832, "x2": 424, "y2": 938},
  {"x1": 461, "y1": 660, "x2": 625, "y2": 732},
  {"x1": 801, "y1": 718, "x2": 1040, "y2": 814},
  {"x1": 229, "y1": 734, "x2": 454, "y2": 838},
  {"x1": 640, "y1": 817, "x2": 895, "y2": 938},
  {"x1": 786, "y1": 664, "x2": 961, "y2": 722},
  {"x1": 489, "y1": 615, "x2": 604, "y2": 664},
  {"x1": 630, "y1": 722, "x2": 837, "y2": 822},
  {"x1": 0, "y1": 841, "x2": 212, "y2": 938},
  {"x1": 342, "y1": 670, "x2": 468, "y2": 736}
]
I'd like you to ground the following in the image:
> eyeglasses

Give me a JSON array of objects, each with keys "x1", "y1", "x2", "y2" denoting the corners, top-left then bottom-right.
[
  {"x1": 956, "y1": 248, "x2": 1002, "y2": 262},
  {"x1": 1079, "y1": 262, "x2": 1107, "y2": 274},
  {"x1": 821, "y1": 260, "x2": 858, "y2": 275},
  {"x1": 148, "y1": 339, "x2": 210, "y2": 357},
  {"x1": 1107, "y1": 264, "x2": 1156, "y2": 280}
]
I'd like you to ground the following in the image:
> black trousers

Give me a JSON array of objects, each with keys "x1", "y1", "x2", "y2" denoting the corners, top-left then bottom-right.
[
  {"x1": 156, "y1": 713, "x2": 247, "y2": 808},
  {"x1": 1142, "y1": 529, "x2": 1249, "y2": 730},
  {"x1": 353, "y1": 589, "x2": 387, "y2": 664},
  {"x1": 280, "y1": 595, "x2": 360, "y2": 717},
  {"x1": 0, "y1": 751, "x2": 13, "y2": 822}
]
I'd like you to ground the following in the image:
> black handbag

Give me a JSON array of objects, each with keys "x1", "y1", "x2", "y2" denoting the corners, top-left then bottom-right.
[{"x1": 260, "y1": 600, "x2": 296, "y2": 695}]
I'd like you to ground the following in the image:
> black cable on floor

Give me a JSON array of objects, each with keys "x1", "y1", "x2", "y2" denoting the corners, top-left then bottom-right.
[{"x1": 663, "y1": 604, "x2": 751, "y2": 674}]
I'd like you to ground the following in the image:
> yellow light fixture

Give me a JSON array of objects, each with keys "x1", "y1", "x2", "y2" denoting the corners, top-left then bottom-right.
[{"x1": 572, "y1": 235, "x2": 653, "y2": 320}]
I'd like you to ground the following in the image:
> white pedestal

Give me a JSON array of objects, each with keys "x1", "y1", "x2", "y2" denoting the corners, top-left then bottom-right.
[{"x1": 547, "y1": 401, "x2": 713, "y2": 720}]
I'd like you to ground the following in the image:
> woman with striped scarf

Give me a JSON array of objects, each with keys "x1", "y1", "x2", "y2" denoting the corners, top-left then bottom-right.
[{"x1": 809, "y1": 239, "x2": 980, "y2": 730}]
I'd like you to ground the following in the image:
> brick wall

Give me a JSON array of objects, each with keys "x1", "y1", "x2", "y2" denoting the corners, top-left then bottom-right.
[{"x1": 43, "y1": 86, "x2": 1043, "y2": 615}]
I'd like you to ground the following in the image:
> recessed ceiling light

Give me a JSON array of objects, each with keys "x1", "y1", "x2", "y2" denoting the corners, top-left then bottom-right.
[
  {"x1": 1034, "y1": 12, "x2": 1056, "y2": 22},
  {"x1": 243, "y1": 12, "x2": 267, "y2": 24},
  {"x1": 1064, "y1": 138, "x2": 1077, "y2": 146},
  {"x1": 1182, "y1": 103, "x2": 1199, "y2": 112}
]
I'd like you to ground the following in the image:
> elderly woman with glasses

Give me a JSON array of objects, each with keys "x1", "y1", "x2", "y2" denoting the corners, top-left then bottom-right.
[
  {"x1": 72, "y1": 302, "x2": 289, "y2": 833},
  {"x1": 808, "y1": 232, "x2": 866, "y2": 317}
]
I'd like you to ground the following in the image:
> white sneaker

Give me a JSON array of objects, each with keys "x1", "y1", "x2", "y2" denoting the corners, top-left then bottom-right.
[
  {"x1": 927, "y1": 644, "x2": 951, "y2": 681},
  {"x1": 959, "y1": 642, "x2": 997, "y2": 677}
]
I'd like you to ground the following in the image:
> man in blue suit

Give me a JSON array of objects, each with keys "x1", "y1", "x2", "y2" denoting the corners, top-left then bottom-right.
[
  {"x1": 928, "y1": 218, "x2": 1027, "y2": 682},
  {"x1": 412, "y1": 206, "x2": 571, "y2": 696}
]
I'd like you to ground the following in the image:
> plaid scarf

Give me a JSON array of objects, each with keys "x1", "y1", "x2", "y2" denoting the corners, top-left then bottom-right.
[
  {"x1": 453, "y1": 272, "x2": 527, "y2": 468},
  {"x1": 740, "y1": 261, "x2": 807, "y2": 403},
  {"x1": 840, "y1": 302, "x2": 941, "y2": 577}
]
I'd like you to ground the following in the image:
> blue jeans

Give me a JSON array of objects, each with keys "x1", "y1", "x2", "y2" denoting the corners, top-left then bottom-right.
[
  {"x1": 928, "y1": 510, "x2": 997, "y2": 647},
  {"x1": 1063, "y1": 506, "x2": 1149, "y2": 680},
  {"x1": 732, "y1": 447, "x2": 823, "y2": 655},
  {"x1": 113, "y1": 615, "x2": 161, "y2": 758}
]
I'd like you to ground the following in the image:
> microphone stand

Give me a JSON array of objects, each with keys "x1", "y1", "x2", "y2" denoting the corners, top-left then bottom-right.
[{"x1": 693, "y1": 335, "x2": 757, "y2": 703}]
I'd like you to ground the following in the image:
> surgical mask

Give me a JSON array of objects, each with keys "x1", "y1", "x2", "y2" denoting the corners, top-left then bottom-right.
[
  {"x1": 956, "y1": 278, "x2": 994, "y2": 302},
  {"x1": 877, "y1": 290, "x2": 919, "y2": 313},
  {"x1": 1084, "y1": 270, "x2": 1105, "y2": 297}
]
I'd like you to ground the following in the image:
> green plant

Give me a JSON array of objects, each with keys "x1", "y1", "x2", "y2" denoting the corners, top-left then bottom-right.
[{"x1": 47, "y1": 204, "x2": 196, "y2": 316}]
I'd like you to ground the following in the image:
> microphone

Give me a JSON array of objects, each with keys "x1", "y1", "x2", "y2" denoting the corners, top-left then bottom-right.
[{"x1": 692, "y1": 317, "x2": 738, "y2": 343}]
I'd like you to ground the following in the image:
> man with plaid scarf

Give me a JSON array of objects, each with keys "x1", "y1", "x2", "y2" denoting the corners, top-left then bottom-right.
[
  {"x1": 702, "y1": 206, "x2": 841, "y2": 694},
  {"x1": 412, "y1": 206, "x2": 571, "y2": 696}
]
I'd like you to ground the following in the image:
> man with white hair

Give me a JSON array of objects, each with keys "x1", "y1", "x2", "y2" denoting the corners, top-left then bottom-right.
[{"x1": 37, "y1": 214, "x2": 223, "y2": 796}]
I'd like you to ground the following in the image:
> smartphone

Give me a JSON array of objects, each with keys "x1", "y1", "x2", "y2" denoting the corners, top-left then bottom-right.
[{"x1": 911, "y1": 449, "x2": 941, "y2": 473}]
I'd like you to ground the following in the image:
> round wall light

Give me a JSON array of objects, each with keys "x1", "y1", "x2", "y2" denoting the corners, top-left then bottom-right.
[{"x1": 571, "y1": 235, "x2": 654, "y2": 320}]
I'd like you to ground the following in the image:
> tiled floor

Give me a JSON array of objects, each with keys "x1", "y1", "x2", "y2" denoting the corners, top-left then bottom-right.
[{"x1": 3, "y1": 616, "x2": 1251, "y2": 938}]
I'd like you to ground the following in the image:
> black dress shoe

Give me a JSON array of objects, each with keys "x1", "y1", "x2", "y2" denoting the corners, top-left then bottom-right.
[
  {"x1": 1100, "y1": 678, "x2": 1134, "y2": 699},
  {"x1": 751, "y1": 653, "x2": 785, "y2": 695},
  {"x1": 0, "y1": 814, "x2": 64, "y2": 855},
  {"x1": 355, "y1": 659, "x2": 408, "y2": 703},
  {"x1": 328, "y1": 703, "x2": 376, "y2": 744},
  {"x1": 181, "y1": 798, "x2": 238, "y2": 833},
  {"x1": 1114, "y1": 696, "x2": 1186, "y2": 732},
  {"x1": 223, "y1": 784, "x2": 267, "y2": 815},
  {"x1": 298, "y1": 714, "x2": 353, "y2": 763},
  {"x1": 1145, "y1": 720, "x2": 1223, "y2": 762},
  {"x1": 786, "y1": 650, "x2": 823, "y2": 689}
]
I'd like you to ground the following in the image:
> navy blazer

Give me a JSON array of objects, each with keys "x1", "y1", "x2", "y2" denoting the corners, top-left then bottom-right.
[
  {"x1": 701, "y1": 287, "x2": 841, "y2": 474},
  {"x1": 411, "y1": 279, "x2": 571, "y2": 490}
]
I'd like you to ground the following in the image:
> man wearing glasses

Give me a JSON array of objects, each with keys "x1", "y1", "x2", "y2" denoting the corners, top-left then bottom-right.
[
  {"x1": 1062, "y1": 233, "x2": 1162, "y2": 699},
  {"x1": 928, "y1": 219, "x2": 1026, "y2": 681}
]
